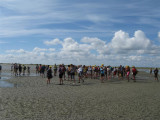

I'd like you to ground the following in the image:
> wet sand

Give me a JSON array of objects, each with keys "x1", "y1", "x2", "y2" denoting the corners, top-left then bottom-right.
[{"x1": 0, "y1": 70, "x2": 160, "y2": 120}]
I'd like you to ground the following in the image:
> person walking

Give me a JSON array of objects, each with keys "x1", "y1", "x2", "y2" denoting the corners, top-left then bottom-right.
[
  {"x1": 132, "y1": 66, "x2": 137, "y2": 82},
  {"x1": 154, "y1": 68, "x2": 159, "y2": 82},
  {"x1": 47, "y1": 66, "x2": 53, "y2": 84},
  {"x1": 58, "y1": 64, "x2": 64, "y2": 85}
]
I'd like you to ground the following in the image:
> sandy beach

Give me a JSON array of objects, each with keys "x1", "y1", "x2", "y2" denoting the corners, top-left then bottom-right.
[{"x1": 0, "y1": 68, "x2": 160, "y2": 120}]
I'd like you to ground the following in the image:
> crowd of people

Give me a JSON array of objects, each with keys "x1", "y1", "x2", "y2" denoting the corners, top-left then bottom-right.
[
  {"x1": 10, "y1": 63, "x2": 30, "y2": 76},
  {"x1": 34, "y1": 64, "x2": 159, "y2": 85},
  {"x1": 0, "y1": 64, "x2": 159, "y2": 84}
]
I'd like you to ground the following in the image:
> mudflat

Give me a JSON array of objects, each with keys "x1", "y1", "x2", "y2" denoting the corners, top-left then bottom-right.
[{"x1": 0, "y1": 70, "x2": 160, "y2": 120}]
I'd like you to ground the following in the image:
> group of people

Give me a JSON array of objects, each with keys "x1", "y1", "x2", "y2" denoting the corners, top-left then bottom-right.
[
  {"x1": 0, "y1": 63, "x2": 159, "y2": 84},
  {"x1": 11, "y1": 63, "x2": 30, "y2": 76},
  {"x1": 42, "y1": 64, "x2": 159, "y2": 85},
  {"x1": 28, "y1": 64, "x2": 159, "y2": 84},
  {"x1": 76, "y1": 64, "x2": 138, "y2": 83}
]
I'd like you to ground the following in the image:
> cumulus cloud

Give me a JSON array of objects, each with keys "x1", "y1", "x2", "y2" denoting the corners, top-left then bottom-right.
[
  {"x1": 80, "y1": 30, "x2": 153, "y2": 55},
  {"x1": 33, "y1": 47, "x2": 46, "y2": 52},
  {"x1": 1, "y1": 30, "x2": 160, "y2": 67},
  {"x1": 81, "y1": 37, "x2": 106, "y2": 49},
  {"x1": 44, "y1": 38, "x2": 62, "y2": 45},
  {"x1": 108, "y1": 30, "x2": 151, "y2": 53},
  {"x1": 81, "y1": 37, "x2": 110, "y2": 55},
  {"x1": 3, "y1": 47, "x2": 57, "y2": 64}
]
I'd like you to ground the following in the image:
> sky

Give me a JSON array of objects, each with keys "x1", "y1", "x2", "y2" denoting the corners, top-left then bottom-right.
[{"x1": 0, "y1": 0, "x2": 160, "y2": 67}]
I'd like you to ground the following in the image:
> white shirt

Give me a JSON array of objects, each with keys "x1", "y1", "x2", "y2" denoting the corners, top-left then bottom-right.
[{"x1": 77, "y1": 67, "x2": 82, "y2": 73}]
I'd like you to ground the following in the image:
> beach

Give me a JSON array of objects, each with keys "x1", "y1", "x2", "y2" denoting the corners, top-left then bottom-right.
[{"x1": 0, "y1": 67, "x2": 160, "y2": 120}]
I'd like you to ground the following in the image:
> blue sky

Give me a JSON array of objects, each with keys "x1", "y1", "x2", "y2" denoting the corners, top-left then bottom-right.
[{"x1": 0, "y1": 0, "x2": 160, "y2": 67}]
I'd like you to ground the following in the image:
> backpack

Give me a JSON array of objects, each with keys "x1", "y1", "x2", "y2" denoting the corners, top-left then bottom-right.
[
  {"x1": 100, "y1": 68, "x2": 104, "y2": 74},
  {"x1": 154, "y1": 70, "x2": 158, "y2": 74},
  {"x1": 59, "y1": 67, "x2": 63, "y2": 74},
  {"x1": 62, "y1": 67, "x2": 66, "y2": 73}
]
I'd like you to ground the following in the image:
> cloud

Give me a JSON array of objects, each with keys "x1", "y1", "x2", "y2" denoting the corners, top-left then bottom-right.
[
  {"x1": 109, "y1": 30, "x2": 151, "y2": 50},
  {"x1": 81, "y1": 37, "x2": 109, "y2": 54},
  {"x1": 33, "y1": 47, "x2": 48, "y2": 53},
  {"x1": 3, "y1": 47, "x2": 57, "y2": 64},
  {"x1": 104, "y1": 30, "x2": 153, "y2": 55},
  {"x1": 2, "y1": 30, "x2": 160, "y2": 67},
  {"x1": 44, "y1": 38, "x2": 62, "y2": 45},
  {"x1": 0, "y1": 0, "x2": 160, "y2": 40},
  {"x1": 80, "y1": 30, "x2": 153, "y2": 55},
  {"x1": 6, "y1": 49, "x2": 26, "y2": 53}
]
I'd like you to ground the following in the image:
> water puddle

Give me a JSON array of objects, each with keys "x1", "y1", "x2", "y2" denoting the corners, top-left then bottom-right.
[
  {"x1": 1, "y1": 72, "x2": 38, "y2": 77},
  {"x1": 0, "y1": 81, "x2": 14, "y2": 87},
  {"x1": 0, "y1": 76, "x2": 15, "y2": 88},
  {"x1": 0, "y1": 72, "x2": 38, "y2": 88},
  {"x1": 1, "y1": 72, "x2": 12, "y2": 76},
  {"x1": 138, "y1": 69, "x2": 150, "y2": 73},
  {"x1": 0, "y1": 76, "x2": 11, "y2": 80}
]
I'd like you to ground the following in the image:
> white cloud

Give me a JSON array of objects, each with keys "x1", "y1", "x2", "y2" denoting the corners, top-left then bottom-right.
[
  {"x1": 2, "y1": 30, "x2": 160, "y2": 67},
  {"x1": 81, "y1": 37, "x2": 109, "y2": 54},
  {"x1": 48, "y1": 48, "x2": 55, "y2": 52},
  {"x1": 0, "y1": 0, "x2": 160, "y2": 39},
  {"x1": 33, "y1": 47, "x2": 47, "y2": 52},
  {"x1": 81, "y1": 30, "x2": 152, "y2": 55},
  {"x1": 108, "y1": 30, "x2": 151, "y2": 52},
  {"x1": 81, "y1": 37, "x2": 105, "y2": 46},
  {"x1": 44, "y1": 38, "x2": 62, "y2": 45},
  {"x1": 158, "y1": 32, "x2": 160, "y2": 39},
  {"x1": 6, "y1": 49, "x2": 26, "y2": 53}
]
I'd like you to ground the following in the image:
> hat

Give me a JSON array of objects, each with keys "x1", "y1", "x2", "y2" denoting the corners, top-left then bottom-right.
[
  {"x1": 49, "y1": 66, "x2": 52, "y2": 68},
  {"x1": 126, "y1": 66, "x2": 129, "y2": 68}
]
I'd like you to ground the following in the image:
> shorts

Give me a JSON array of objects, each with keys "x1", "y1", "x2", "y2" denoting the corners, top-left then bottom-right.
[
  {"x1": 133, "y1": 73, "x2": 136, "y2": 76},
  {"x1": 121, "y1": 72, "x2": 123, "y2": 77},
  {"x1": 59, "y1": 73, "x2": 63, "y2": 78},
  {"x1": 101, "y1": 73, "x2": 104, "y2": 77},
  {"x1": 155, "y1": 73, "x2": 158, "y2": 78},
  {"x1": 47, "y1": 76, "x2": 52, "y2": 79},
  {"x1": 71, "y1": 73, "x2": 75, "y2": 79},
  {"x1": 78, "y1": 72, "x2": 82, "y2": 77},
  {"x1": 68, "y1": 71, "x2": 70, "y2": 75}
]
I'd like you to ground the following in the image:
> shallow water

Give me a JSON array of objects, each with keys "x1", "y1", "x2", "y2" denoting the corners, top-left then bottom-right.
[
  {"x1": 0, "y1": 76, "x2": 14, "y2": 88},
  {"x1": 0, "y1": 81, "x2": 14, "y2": 87},
  {"x1": 0, "y1": 71, "x2": 38, "y2": 88},
  {"x1": 1, "y1": 72, "x2": 38, "y2": 77},
  {"x1": 0, "y1": 76, "x2": 11, "y2": 80},
  {"x1": 138, "y1": 69, "x2": 150, "y2": 73},
  {"x1": 1, "y1": 72, "x2": 12, "y2": 76}
]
